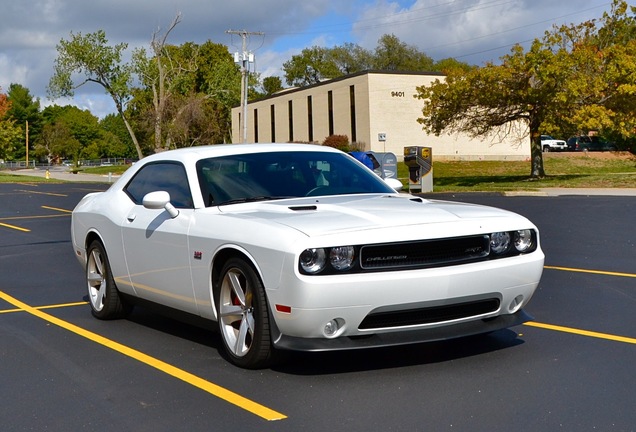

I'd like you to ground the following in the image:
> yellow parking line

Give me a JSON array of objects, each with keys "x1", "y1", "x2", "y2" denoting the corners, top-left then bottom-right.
[
  {"x1": 41, "y1": 205, "x2": 72, "y2": 213},
  {"x1": 0, "y1": 221, "x2": 30, "y2": 232},
  {"x1": 524, "y1": 321, "x2": 636, "y2": 344},
  {"x1": 0, "y1": 291, "x2": 286, "y2": 421},
  {"x1": 0, "y1": 214, "x2": 68, "y2": 221},
  {"x1": 15, "y1": 189, "x2": 67, "y2": 197},
  {"x1": 544, "y1": 265, "x2": 636, "y2": 278},
  {"x1": 0, "y1": 301, "x2": 88, "y2": 314}
]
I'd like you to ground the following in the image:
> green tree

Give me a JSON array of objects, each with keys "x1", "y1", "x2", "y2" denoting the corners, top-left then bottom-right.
[
  {"x1": 37, "y1": 105, "x2": 103, "y2": 162},
  {"x1": 283, "y1": 46, "x2": 342, "y2": 86},
  {"x1": 262, "y1": 76, "x2": 283, "y2": 96},
  {"x1": 330, "y1": 42, "x2": 373, "y2": 74},
  {"x1": 131, "y1": 39, "x2": 240, "y2": 147},
  {"x1": 563, "y1": 1, "x2": 636, "y2": 140},
  {"x1": 48, "y1": 30, "x2": 144, "y2": 159},
  {"x1": 283, "y1": 35, "x2": 449, "y2": 87},
  {"x1": 0, "y1": 89, "x2": 23, "y2": 160},
  {"x1": 373, "y1": 34, "x2": 435, "y2": 71},
  {"x1": 100, "y1": 114, "x2": 136, "y2": 158},
  {"x1": 6, "y1": 84, "x2": 42, "y2": 160},
  {"x1": 35, "y1": 122, "x2": 81, "y2": 163},
  {"x1": 132, "y1": 13, "x2": 184, "y2": 153},
  {"x1": 416, "y1": 0, "x2": 635, "y2": 178}
]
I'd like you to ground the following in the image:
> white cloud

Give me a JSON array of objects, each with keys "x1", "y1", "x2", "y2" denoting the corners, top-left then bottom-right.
[{"x1": 1, "y1": 0, "x2": 613, "y2": 117}]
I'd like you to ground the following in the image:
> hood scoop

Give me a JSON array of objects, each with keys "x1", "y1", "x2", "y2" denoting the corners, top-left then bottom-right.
[{"x1": 289, "y1": 205, "x2": 318, "y2": 211}]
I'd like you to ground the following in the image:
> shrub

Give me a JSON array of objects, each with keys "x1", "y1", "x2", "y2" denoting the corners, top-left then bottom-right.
[{"x1": 322, "y1": 134, "x2": 350, "y2": 152}]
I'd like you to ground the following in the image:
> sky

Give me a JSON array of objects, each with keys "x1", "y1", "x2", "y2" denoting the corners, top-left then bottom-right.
[{"x1": 1, "y1": 0, "x2": 615, "y2": 119}]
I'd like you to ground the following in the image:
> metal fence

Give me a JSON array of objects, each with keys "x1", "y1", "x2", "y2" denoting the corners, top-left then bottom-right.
[{"x1": 1, "y1": 158, "x2": 135, "y2": 170}]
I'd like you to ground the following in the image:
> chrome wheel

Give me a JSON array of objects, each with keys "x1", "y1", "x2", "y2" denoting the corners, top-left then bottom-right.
[
  {"x1": 86, "y1": 240, "x2": 130, "y2": 319},
  {"x1": 217, "y1": 258, "x2": 272, "y2": 368},
  {"x1": 87, "y1": 247, "x2": 107, "y2": 312}
]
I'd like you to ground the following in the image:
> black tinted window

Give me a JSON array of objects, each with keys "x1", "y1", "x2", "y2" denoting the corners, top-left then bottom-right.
[
  {"x1": 196, "y1": 151, "x2": 393, "y2": 206},
  {"x1": 124, "y1": 162, "x2": 193, "y2": 208}
]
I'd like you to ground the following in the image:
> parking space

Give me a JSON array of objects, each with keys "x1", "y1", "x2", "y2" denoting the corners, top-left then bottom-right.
[{"x1": 1, "y1": 184, "x2": 634, "y2": 431}]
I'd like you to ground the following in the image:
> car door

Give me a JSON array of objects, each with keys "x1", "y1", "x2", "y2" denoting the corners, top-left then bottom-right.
[{"x1": 120, "y1": 162, "x2": 199, "y2": 315}]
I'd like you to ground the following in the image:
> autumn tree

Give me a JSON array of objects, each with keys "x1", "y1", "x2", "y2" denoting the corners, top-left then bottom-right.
[
  {"x1": 0, "y1": 86, "x2": 23, "y2": 160},
  {"x1": 416, "y1": 0, "x2": 636, "y2": 178},
  {"x1": 48, "y1": 30, "x2": 144, "y2": 159},
  {"x1": 6, "y1": 84, "x2": 42, "y2": 160},
  {"x1": 562, "y1": 0, "x2": 636, "y2": 141}
]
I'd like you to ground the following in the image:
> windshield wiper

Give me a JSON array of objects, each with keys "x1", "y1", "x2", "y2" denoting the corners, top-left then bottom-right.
[{"x1": 218, "y1": 196, "x2": 291, "y2": 206}]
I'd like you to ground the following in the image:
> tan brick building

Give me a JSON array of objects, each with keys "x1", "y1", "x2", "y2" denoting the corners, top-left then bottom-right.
[{"x1": 231, "y1": 71, "x2": 530, "y2": 161}]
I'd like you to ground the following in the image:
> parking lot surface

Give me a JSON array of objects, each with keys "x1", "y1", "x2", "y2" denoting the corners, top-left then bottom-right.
[{"x1": 1, "y1": 183, "x2": 634, "y2": 431}]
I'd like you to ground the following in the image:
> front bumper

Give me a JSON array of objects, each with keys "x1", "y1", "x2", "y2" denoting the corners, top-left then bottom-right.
[{"x1": 273, "y1": 309, "x2": 532, "y2": 351}]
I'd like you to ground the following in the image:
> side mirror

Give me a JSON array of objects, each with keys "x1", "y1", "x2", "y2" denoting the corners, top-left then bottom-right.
[
  {"x1": 383, "y1": 177, "x2": 403, "y2": 192},
  {"x1": 142, "y1": 191, "x2": 179, "y2": 218}
]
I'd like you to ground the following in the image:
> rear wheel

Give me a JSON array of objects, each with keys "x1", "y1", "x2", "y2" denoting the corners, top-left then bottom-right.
[
  {"x1": 216, "y1": 258, "x2": 273, "y2": 369},
  {"x1": 86, "y1": 240, "x2": 131, "y2": 319}
]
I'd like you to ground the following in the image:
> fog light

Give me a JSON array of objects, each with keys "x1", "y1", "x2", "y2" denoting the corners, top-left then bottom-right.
[
  {"x1": 508, "y1": 295, "x2": 524, "y2": 313},
  {"x1": 323, "y1": 319, "x2": 344, "y2": 338}
]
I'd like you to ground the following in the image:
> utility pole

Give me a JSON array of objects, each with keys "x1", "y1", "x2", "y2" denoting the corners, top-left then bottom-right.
[{"x1": 226, "y1": 29, "x2": 263, "y2": 143}]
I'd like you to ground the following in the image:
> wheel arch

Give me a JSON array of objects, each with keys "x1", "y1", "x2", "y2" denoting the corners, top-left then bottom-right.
[
  {"x1": 211, "y1": 246, "x2": 264, "y2": 296},
  {"x1": 210, "y1": 246, "x2": 281, "y2": 340},
  {"x1": 85, "y1": 229, "x2": 105, "y2": 250}
]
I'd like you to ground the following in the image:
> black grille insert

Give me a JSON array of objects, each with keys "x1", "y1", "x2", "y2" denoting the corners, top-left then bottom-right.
[
  {"x1": 360, "y1": 235, "x2": 490, "y2": 270},
  {"x1": 359, "y1": 298, "x2": 501, "y2": 330}
]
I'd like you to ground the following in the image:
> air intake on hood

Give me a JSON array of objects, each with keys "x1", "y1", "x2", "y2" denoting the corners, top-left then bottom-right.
[{"x1": 289, "y1": 205, "x2": 318, "y2": 211}]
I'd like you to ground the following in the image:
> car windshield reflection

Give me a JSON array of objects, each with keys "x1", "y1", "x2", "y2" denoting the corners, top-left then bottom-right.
[{"x1": 196, "y1": 151, "x2": 394, "y2": 206}]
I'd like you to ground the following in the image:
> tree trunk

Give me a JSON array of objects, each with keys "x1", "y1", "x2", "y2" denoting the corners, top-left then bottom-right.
[
  {"x1": 116, "y1": 106, "x2": 143, "y2": 160},
  {"x1": 529, "y1": 124, "x2": 545, "y2": 178}
]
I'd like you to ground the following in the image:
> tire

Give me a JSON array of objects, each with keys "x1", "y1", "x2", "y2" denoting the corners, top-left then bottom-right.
[
  {"x1": 216, "y1": 258, "x2": 274, "y2": 369},
  {"x1": 542, "y1": 146, "x2": 550, "y2": 153},
  {"x1": 86, "y1": 240, "x2": 131, "y2": 320}
]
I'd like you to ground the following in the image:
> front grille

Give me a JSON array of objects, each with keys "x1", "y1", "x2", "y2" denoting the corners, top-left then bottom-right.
[
  {"x1": 360, "y1": 235, "x2": 490, "y2": 270},
  {"x1": 359, "y1": 298, "x2": 500, "y2": 330}
]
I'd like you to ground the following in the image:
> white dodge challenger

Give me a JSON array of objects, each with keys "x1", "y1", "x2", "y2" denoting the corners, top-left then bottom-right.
[{"x1": 71, "y1": 143, "x2": 544, "y2": 368}]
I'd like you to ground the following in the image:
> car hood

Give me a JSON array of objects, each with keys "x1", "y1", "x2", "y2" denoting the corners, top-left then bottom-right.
[{"x1": 218, "y1": 194, "x2": 522, "y2": 237}]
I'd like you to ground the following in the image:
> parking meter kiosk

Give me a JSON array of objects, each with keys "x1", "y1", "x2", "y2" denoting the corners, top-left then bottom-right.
[{"x1": 404, "y1": 146, "x2": 433, "y2": 193}]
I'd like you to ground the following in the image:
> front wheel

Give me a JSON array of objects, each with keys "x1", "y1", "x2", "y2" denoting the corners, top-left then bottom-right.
[
  {"x1": 216, "y1": 258, "x2": 274, "y2": 369},
  {"x1": 86, "y1": 240, "x2": 131, "y2": 319}
]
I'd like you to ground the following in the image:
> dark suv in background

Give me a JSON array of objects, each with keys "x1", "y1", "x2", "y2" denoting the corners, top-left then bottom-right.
[{"x1": 566, "y1": 136, "x2": 618, "y2": 152}]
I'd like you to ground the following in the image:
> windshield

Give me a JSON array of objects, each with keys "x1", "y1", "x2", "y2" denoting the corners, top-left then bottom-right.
[{"x1": 196, "y1": 151, "x2": 395, "y2": 206}]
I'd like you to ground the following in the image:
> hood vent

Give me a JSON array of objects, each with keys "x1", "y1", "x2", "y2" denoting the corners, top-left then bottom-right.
[{"x1": 289, "y1": 205, "x2": 318, "y2": 211}]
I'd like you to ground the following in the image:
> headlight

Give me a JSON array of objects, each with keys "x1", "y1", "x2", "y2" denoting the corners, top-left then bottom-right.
[
  {"x1": 329, "y1": 246, "x2": 355, "y2": 271},
  {"x1": 490, "y1": 232, "x2": 511, "y2": 254},
  {"x1": 514, "y1": 229, "x2": 534, "y2": 252},
  {"x1": 300, "y1": 248, "x2": 326, "y2": 274}
]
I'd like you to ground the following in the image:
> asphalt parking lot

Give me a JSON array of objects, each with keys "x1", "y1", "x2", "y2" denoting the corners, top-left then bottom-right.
[{"x1": 1, "y1": 182, "x2": 634, "y2": 432}]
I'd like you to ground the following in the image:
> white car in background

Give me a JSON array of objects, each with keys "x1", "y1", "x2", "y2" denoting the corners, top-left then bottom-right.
[
  {"x1": 71, "y1": 143, "x2": 544, "y2": 369},
  {"x1": 541, "y1": 135, "x2": 568, "y2": 152}
]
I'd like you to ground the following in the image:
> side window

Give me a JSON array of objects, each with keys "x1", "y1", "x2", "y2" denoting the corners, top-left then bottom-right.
[{"x1": 124, "y1": 162, "x2": 193, "y2": 209}]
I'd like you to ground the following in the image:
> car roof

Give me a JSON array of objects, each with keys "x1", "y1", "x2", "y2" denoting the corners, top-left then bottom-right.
[{"x1": 140, "y1": 143, "x2": 340, "y2": 165}]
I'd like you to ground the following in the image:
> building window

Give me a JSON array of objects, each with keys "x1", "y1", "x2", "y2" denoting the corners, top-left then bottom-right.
[
  {"x1": 288, "y1": 100, "x2": 294, "y2": 142},
  {"x1": 270, "y1": 104, "x2": 276, "y2": 142},
  {"x1": 254, "y1": 108, "x2": 258, "y2": 143},
  {"x1": 307, "y1": 96, "x2": 313, "y2": 142},
  {"x1": 328, "y1": 90, "x2": 334, "y2": 136},
  {"x1": 349, "y1": 85, "x2": 357, "y2": 143}
]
